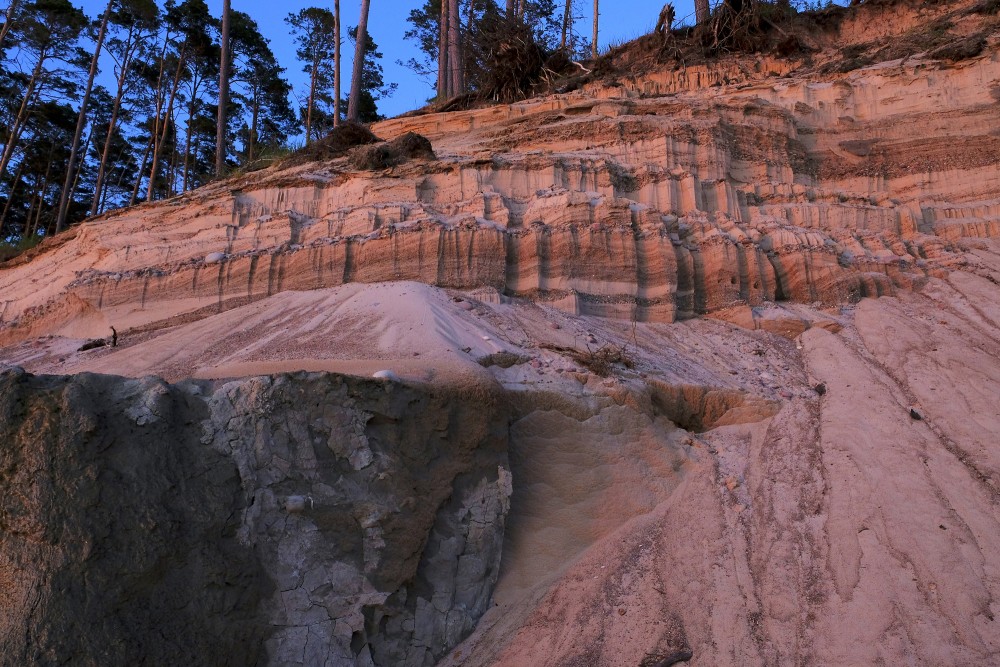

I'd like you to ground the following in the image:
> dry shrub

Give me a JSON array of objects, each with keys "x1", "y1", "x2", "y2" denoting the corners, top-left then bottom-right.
[
  {"x1": 388, "y1": 132, "x2": 436, "y2": 160},
  {"x1": 930, "y1": 34, "x2": 987, "y2": 62},
  {"x1": 970, "y1": 0, "x2": 1000, "y2": 14},
  {"x1": 574, "y1": 345, "x2": 634, "y2": 377},
  {"x1": 349, "y1": 144, "x2": 397, "y2": 170},
  {"x1": 466, "y1": 13, "x2": 545, "y2": 103},
  {"x1": 280, "y1": 122, "x2": 380, "y2": 168},
  {"x1": 694, "y1": 0, "x2": 788, "y2": 55},
  {"x1": 542, "y1": 343, "x2": 634, "y2": 377},
  {"x1": 477, "y1": 352, "x2": 531, "y2": 369},
  {"x1": 350, "y1": 132, "x2": 436, "y2": 170}
]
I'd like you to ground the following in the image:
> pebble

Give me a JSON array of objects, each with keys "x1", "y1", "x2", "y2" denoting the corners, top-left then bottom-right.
[{"x1": 284, "y1": 496, "x2": 308, "y2": 513}]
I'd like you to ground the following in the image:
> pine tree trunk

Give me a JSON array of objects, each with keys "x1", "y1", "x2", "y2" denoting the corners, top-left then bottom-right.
[
  {"x1": 28, "y1": 148, "x2": 53, "y2": 238},
  {"x1": 167, "y1": 124, "x2": 180, "y2": 197},
  {"x1": 130, "y1": 133, "x2": 154, "y2": 206},
  {"x1": 438, "y1": 0, "x2": 449, "y2": 99},
  {"x1": 506, "y1": 0, "x2": 515, "y2": 18},
  {"x1": 696, "y1": 0, "x2": 710, "y2": 24},
  {"x1": 592, "y1": 0, "x2": 598, "y2": 58},
  {"x1": 183, "y1": 96, "x2": 196, "y2": 192},
  {"x1": 146, "y1": 37, "x2": 171, "y2": 166},
  {"x1": 306, "y1": 55, "x2": 318, "y2": 142},
  {"x1": 347, "y1": 0, "x2": 371, "y2": 121},
  {"x1": 0, "y1": 160, "x2": 26, "y2": 228},
  {"x1": 0, "y1": 0, "x2": 20, "y2": 52},
  {"x1": 448, "y1": 0, "x2": 461, "y2": 95},
  {"x1": 24, "y1": 179, "x2": 41, "y2": 239},
  {"x1": 0, "y1": 51, "x2": 45, "y2": 180},
  {"x1": 248, "y1": 95, "x2": 259, "y2": 163},
  {"x1": 107, "y1": 143, "x2": 133, "y2": 209},
  {"x1": 561, "y1": 0, "x2": 572, "y2": 50},
  {"x1": 215, "y1": 0, "x2": 230, "y2": 177},
  {"x1": 56, "y1": 0, "x2": 112, "y2": 233},
  {"x1": 334, "y1": 0, "x2": 341, "y2": 127},
  {"x1": 68, "y1": 123, "x2": 96, "y2": 210},
  {"x1": 31, "y1": 160, "x2": 52, "y2": 237}
]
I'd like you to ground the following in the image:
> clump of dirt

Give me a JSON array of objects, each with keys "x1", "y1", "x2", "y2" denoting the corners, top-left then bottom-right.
[
  {"x1": 478, "y1": 351, "x2": 531, "y2": 369},
  {"x1": 542, "y1": 343, "x2": 634, "y2": 377},
  {"x1": 832, "y1": 43, "x2": 876, "y2": 73},
  {"x1": 930, "y1": 33, "x2": 987, "y2": 61},
  {"x1": 77, "y1": 338, "x2": 108, "y2": 352},
  {"x1": 970, "y1": 0, "x2": 1000, "y2": 14},
  {"x1": 350, "y1": 132, "x2": 436, "y2": 171},
  {"x1": 280, "y1": 122, "x2": 380, "y2": 168}
]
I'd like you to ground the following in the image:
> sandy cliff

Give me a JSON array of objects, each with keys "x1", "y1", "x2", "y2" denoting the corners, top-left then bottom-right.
[
  {"x1": 2, "y1": 0, "x2": 1000, "y2": 665},
  {"x1": 1, "y1": 2, "x2": 998, "y2": 342}
]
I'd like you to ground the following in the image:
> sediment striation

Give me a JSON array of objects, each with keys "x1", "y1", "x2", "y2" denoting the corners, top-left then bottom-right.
[{"x1": 2, "y1": 0, "x2": 999, "y2": 342}]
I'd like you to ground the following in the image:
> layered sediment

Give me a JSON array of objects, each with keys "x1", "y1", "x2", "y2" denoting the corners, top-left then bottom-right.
[{"x1": 2, "y1": 13, "x2": 999, "y2": 343}]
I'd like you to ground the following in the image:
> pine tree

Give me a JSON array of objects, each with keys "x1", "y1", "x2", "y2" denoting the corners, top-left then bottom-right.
[
  {"x1": 0, "y1": 0, "x2": 88, "y2": 183},
  {"x1": 146, "y1": 0, "x2": 215, "y2": 202},
  {"x1": 286, "y1": 7, "x2": 338, "y2": 142},
  {"x1": 91, "y1": 0, "x2": 160, "y2": 216},
  {"x1": 346, "y1": 0, "x2": 371, "y2": 122},
  {"x1": 215, "y1": 0, "x2": 230, "y2": 176},
  {"x1": 230, "y1": 10, "x2": 295, "y2": 164},
  {"x1": 344, "y1": 26, "x2": 397, "y2": 122},
  {"x1": 56, "y1": 0, "x2": 113, "y2": 232}
]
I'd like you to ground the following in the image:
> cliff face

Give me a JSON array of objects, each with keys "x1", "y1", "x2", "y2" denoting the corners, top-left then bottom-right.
[
  {"x1": 2, "y1": 1, "x2": 1000, "y2": 665},
  {"x1": 0, "y1": 368, "x2": 510, "y2": 666},
  {"x1": 1, "y1": 2, "x2": 998, "y2": 343}
]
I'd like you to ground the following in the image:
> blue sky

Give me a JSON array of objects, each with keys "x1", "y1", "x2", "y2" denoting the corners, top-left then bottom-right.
[{"x1": 72, "y1": 0, "x2": 700, "y2": 118}]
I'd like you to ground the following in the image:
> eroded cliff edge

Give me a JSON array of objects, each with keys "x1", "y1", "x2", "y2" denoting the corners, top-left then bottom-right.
[
  {"x1": 2, "y1": 0, "x2": 999, "y2": 345},
  {"x1": 0, "y1": 368, "x2": 510, "y2": 666}
]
